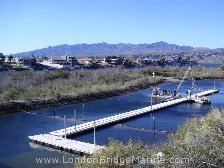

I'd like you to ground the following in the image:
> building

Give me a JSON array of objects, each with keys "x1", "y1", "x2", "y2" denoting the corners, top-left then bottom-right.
[
  {"x1": 94, "y1": 58, "x2": 106, "y2": 64},
  {"x1": 39, "y1": 55, "x2": 77, "y2": 69},
  {"x1": 136, "y1": 58, "x2": 152, "y2": 65},
  {"x1": 94, "y1": 58, "x2": 110, "y2": 67},
  {"x1": 40, "y1": 60, "x2": 67, "y2": 69},
  {"x1": 4, "y1": 57, "x2": 37, "y2": 67},
  {"x1": 50, "y1": 58, "x2": 67, "y2": 65},
  {"x1": 77, "y1": 58, "x2": 94, "y2": 65},
  {"x1": 15, "y1": 57, "x2": 37, "y2": 67},
  {"x1": 65, "y1": 55, "x2": 77, "y2": 66},
  {"x1": 105, "y1": 57, "x2": 124, "y2": 66},
  {"x1": 4, "y1": 57, "x2": 17, "y2": 65}
]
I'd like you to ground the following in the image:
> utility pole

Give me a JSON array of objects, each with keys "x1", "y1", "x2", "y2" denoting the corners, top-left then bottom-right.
[{"x1": 64, "y1": 115, "x2": 67, "y2": 139}]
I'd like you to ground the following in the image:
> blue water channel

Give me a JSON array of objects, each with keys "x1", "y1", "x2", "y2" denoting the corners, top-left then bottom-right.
[{"x1": 0, "y1": 80, "x2": 224, "y2": 168}]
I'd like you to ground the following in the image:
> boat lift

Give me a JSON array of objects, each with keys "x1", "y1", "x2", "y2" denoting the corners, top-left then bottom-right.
[
  {"x1": 150, "y1": 67, "x2": 192, "y2": 100},
  {"x1": 161, "y1": 66, "x2": 212, "y2": 104}
]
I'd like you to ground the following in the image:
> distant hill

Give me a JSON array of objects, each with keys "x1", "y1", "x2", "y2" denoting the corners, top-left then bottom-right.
[{"x1": 13, "y1": 41, "x2": 194, "y2": 57}]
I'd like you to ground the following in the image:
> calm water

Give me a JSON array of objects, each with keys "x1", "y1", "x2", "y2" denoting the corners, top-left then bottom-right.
[
  {"x1": 0, "y1": 80, "x2": 224, "y2": 168},
  {"x1": 197, "y1": 63, "x2": 222, "y2": 69}
]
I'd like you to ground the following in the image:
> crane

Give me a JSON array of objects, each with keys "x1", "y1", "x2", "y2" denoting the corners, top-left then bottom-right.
[{"x1": 176, "y1": 66, "x2": 192, "y2": 93}]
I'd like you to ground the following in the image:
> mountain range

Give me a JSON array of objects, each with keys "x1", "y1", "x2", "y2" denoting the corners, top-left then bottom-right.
[{"x1": 13, "y1": 41, "x2": 196, "y2": 57}]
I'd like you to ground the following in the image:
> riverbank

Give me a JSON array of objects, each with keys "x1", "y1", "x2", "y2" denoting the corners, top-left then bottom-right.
[
  {"x1": 0, "y1": 78, "x2": 164, "y2": 114},
  {"x1": 0, "y1": 67, "x2": 223, "y2": 114},
  {"x1": 1, "y1": 80, "x2": 222, "y2": 168}
]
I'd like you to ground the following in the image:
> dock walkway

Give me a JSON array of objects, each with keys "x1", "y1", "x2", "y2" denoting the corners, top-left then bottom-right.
[
  {"x1": 29, "y1": 89, "x2": 218, "y2": 155},
  {"x1": 50, "y1": 89, "x2": 218, "y2": 137},
  {"x1": 29, "y1": 134, "x2": 104, "y2": 155}
]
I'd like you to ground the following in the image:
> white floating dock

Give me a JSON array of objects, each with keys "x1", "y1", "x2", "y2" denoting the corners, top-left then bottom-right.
[
  {"x1": 29, "y1": 134, "x2": 104, "y2": 155},
  {"x1": 28, "y1": 89, "x2": 218, "y2": 155},
  {"x1": 50, "y1": 89, "x2": 219, "y2": 137}
]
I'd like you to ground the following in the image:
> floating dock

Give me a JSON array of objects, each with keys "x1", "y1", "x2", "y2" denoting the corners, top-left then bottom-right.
[
  {"x1": 29, "y1": 134, "x2": 104, "y2": 155},
  {"x1": 49, "y1": 89, "x2": 219, "y2": 137},
  {"x1": 28, "y1": 89, "x2": 219, "y2": 155}
]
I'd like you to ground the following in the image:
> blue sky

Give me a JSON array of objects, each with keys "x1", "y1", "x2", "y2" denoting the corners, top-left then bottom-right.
[{"x1": 0, "y1": 0, "x2": 224, "y2": 54}]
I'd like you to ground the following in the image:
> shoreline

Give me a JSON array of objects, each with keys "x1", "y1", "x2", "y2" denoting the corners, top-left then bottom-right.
[
  {"x1": 1, "y1": 77, "x2": 223, "y2": 115},
  {"x1": 0, "y1": 80, "x2": 164, "y2": 115}
]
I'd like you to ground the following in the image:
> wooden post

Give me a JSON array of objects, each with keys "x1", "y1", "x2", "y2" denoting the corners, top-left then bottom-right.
[{"x1": 64, "y1": 115, "x2": 67, "y2": 139}]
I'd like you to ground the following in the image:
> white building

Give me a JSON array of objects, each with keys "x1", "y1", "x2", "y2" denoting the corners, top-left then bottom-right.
[
  {"x1": 39, "y1": 55, "x2": 77, "y2": 69},
  {"x1": 40, "y1": 60, "x2": 66, "y2": 69},
  {"x1": 5, "y1": 57, "x2": 37, "y2": 67}
]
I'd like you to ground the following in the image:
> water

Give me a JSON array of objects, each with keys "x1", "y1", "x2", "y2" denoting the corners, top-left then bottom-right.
[
  {"x1": 0, "y1": 80, "x2": 224, "y2": 168},
  {"x1": 197, "y1": 63, "x2": 222, "y2": 69}
]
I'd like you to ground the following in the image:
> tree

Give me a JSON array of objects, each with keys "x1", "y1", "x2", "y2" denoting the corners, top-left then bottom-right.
[
  {"x1": 105, "y1": 55, "x2": 117, "y2": 63},
  {"x1": 123, "y1": 59, "x2": 135, "y2": 68},
  {"x1": 31, "y1": 52, "x2": 35, "y2": 58},
  {"x1": 0, "y1": 53, "x2": 5, "y2": 65},
  {"x1": 8, "y1": 55, "x2": 13, "y2": 65},
  {"x1": 221, "y1": 65, "x2": 224, "y2": 70},
  {"x1": 105, "y1": 56, "x2": 124, "y2": 66}
]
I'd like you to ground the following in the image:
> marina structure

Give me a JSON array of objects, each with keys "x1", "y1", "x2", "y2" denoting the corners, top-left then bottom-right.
[
  {"x1": 29, "y1": 134, "x2": 104, "y2": 155},
  {"x1": 28, "y1": 89, "x2": 219, "y2": 155}
]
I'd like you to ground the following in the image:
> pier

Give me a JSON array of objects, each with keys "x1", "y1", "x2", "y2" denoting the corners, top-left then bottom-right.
[
  {"x1": 29, "y1": 134, "x2": 104, "y2": 155},
  {"x1": 28, "y1": 89, "x2": 219, "y2": 155}
]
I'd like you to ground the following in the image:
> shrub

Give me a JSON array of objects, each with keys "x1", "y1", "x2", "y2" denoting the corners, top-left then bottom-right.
[
  {"x1": 162, "y1": 108, "x2": 224, "y2": 168},
  {"x1": 0, "y1": 67, "x2": 222, "y2": 102},
  {"x1": 76, "y1": 109, "x2": 224, "y2": 168},
  {"x1": 76, "y1": 140, "x2": 155, "y2": 168},
  {"x1": 47, "y1": 70, "x2": 70, "y2": 80},
  {"x1": 1, "y1": 87, "x2": 20, "y2": 101},
  {"x1": 221, "y1": 66, "x2": 224, "y2": 70}
]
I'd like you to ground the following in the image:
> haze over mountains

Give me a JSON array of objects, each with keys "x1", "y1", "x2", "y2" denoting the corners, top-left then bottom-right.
[{"x1": 13, "y1": 41, "x2": 198, "y2": 57}]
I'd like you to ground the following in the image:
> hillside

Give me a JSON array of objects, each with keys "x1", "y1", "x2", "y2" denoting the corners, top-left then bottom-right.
[{"x1": 13, "y1": 41, "x2": 194, "y2": 57}]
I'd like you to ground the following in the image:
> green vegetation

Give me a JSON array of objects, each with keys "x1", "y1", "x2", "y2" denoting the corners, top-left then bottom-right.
[
  {"x1": 77, "y1": 109, "x2": 224, "y2": 168},
  {"x1": 8, "y1": 55, "x2": 13, "y2": 65},
  {"x1": 0, "y1": 68, "x2": 163, "y2": 103},
  {"x1": 0, "y1": 53, "x2": 5, "y2": 65},
  {"x1": 162, "y1": 108, "x2": 224, "y2": 168},
  {"x1": 0, "y1": 66, "x2": 223, "y2": 104},
  {"x1": 141, "y1": 66, "x2": 224, "y2": 80},
  {"x1": 221, "y1": 65, "x2": 224, "y2": 70},
  {"x1": 77, "y1": 140, "x2": 155, "y2": 168}
]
